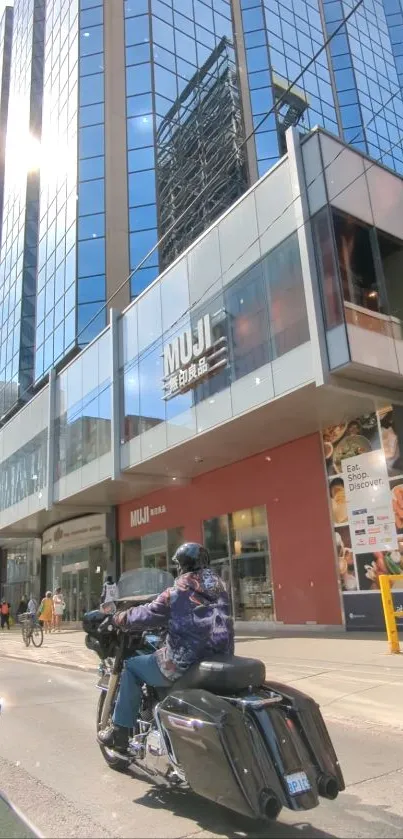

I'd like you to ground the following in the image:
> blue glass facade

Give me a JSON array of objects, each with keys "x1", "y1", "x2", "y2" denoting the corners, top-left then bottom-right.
[
  {"x1": 124, "y1": 0, "x2": 247, "y2": 298},
  {"x1": 0, "y1": 0, "x2": 45, "y2": 417},
  {"x1": 34, "y1": 0, "x2": 106, "y2": 383},
  {"x1": 0, "y1": 6, "x2": 14, "y2": 239},
  {"x1": 2, "y1": 0, "x2": 403, "y2": 418},
  {"x1": 240, "y1": 0, "x2": 339, "y2": 175}
]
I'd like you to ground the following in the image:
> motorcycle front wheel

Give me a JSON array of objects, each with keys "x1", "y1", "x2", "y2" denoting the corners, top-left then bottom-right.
[{"x1": 97, "y1": 691, "x2": 128, "y2": 772}]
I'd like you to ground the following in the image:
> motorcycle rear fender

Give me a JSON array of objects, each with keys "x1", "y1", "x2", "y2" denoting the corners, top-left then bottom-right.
[
  {"x1": 157, "y1": 689, "x2": 317, "y2": 819},
  {"x1": 264, "y1": 681, "x2": 345, "y2": 794}
]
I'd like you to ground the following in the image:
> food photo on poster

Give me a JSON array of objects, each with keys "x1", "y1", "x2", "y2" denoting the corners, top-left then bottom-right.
[
  {"x1": 379, "y1": 406, "x2": 403, "y2": 478},
  {"x1": 329, "y1": 477, "x2": 348, "y2": 525},
  {"x1": 355, "y1": 545, "x2": 403, "y2": 590},
  {"x1": 334, "y1": 525, "x2": 357, "y2": 591},
  {"x1": 390, "y1": 478, "x2": 403, "y2": 534},
  {"x1": 323, "y1": 413, "x2": 380, "y2": 478}
]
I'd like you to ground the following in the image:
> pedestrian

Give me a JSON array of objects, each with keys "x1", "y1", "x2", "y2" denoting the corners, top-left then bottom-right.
[
  {"x1": 16, "y1": 595, "x2": 28, "y2": 617},
  {"x1": 27, "y1": 595, "x2": 37, "y2": 628},
  {"x1": 0, "y1": 599, "x2": 10, "y2": 630},
  {"x1": 52, "y1": 588, "x2": 65, "y2": 632},
  {"x1": 100, "y1": 575, "x2": 117, "y2": 606},
  {"x1": 38, "y1": 591, "x2": 53, "y2": 633}
]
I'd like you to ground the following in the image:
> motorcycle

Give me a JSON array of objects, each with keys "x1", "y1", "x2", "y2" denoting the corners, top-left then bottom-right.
[{"x1": 83, "y1": 568, "x2": 344, "y2": 823}]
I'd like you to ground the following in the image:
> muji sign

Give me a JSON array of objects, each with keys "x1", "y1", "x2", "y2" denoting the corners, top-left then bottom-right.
[
  {"x1": 162, "y1": 314, "x2": 228, "y2": 400},
  {"x1": 130, "y1": 504, "x2": 167, "y2": 528}
]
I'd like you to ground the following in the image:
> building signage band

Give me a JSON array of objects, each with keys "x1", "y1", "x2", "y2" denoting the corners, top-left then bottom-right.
[
  {"x1": 162, "y1": 313, "x2": 228, "y2": 400},
  {"x1": 42, "y1": 513, "x2": 109, "y2": 555},
  {"x1": 130, "y1": 505, "x2": 167, "y2": 528}
]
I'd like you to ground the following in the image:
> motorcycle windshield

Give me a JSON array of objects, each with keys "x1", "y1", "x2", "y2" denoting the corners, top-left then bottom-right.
[{"x1": 117, "y1": 568, "x2": 174, "y2": 599}]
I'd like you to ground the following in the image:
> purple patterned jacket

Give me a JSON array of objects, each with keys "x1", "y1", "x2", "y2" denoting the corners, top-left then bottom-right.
[{"x1": 114, "y1": 568, "x2": 234, "y2": 681}]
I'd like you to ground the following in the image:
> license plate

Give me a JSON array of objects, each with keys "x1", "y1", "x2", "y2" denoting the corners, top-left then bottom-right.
[{"x1": 285, "y1": 771, "x2": 311, "y2": 795}]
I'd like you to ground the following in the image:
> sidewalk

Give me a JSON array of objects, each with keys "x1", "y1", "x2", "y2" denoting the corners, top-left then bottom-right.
[{"x1": 1, "y1": 626, "x2": 403, "y2": 731}]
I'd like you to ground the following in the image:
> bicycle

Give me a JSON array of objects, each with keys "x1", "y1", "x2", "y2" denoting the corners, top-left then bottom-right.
[{"x1": 19, "y1": 613, "x2": 44, "y2": 648}]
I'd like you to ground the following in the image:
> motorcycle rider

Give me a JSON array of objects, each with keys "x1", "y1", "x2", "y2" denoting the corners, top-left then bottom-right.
[{"x1": 97, "y1": 542, "x2": 234, "y2": 753}]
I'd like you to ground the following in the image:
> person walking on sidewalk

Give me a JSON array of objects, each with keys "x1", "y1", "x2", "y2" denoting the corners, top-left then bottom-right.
[
  {"x1": 27, "y1": 595, "x2": 37, "y2": 629},
  {"x1": 38, "y1": 591, "x2": 53, "y2": 633},
  {"x1": 1, "y1": 600, "x2": 10, "y2": 630},
  {"x1": 100, "y1": 575, "x2": 117, "y2": 606},
  {"x1": 52, "y1": 588, "x2": 65, "y2": 632},
  {"x1": 16, "y1": 595, "x2": 28, "y2": 618}
]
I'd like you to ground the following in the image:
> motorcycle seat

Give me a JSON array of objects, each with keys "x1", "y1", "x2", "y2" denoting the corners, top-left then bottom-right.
[{"x1": 173, "y1": 655, "x2": 266, "y2": 694}]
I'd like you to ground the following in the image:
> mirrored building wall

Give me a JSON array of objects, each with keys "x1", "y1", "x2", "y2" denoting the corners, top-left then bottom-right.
[{"x1": 0, "y1": 0, "x2": 45, "y2": 419}]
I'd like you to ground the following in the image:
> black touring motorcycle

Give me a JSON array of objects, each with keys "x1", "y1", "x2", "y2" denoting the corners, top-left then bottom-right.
[{"x1": 83, "y1": 568, "x2": 344, "y2": 823}]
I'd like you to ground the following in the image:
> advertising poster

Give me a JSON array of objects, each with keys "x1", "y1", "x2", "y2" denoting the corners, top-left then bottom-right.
[
  {"x1": 342, "y1": 450, "x2": 397, "y2": 554},
  {"x1": 323, "y1": 408, "x2": 403, "y2": 615}
]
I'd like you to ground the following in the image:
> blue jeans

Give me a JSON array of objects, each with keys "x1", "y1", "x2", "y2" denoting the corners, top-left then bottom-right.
[{"x1": 112, "y1": 653, "x2": 171, "y2": 729}]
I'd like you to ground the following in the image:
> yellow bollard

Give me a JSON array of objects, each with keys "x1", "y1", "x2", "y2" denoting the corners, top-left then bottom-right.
[{"x1": 379, "y1": 574, "x2": 402, "y2": 654}]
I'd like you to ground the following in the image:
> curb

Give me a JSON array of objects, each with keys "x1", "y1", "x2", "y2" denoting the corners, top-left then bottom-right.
[{"x1": 0, "y1": 651, "x2": 98, "y2": 673}]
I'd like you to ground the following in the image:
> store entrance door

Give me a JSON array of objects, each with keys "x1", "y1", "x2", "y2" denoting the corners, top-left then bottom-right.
[{"x1": 62, "y1": 562, "x2": 89, "y2": 622}]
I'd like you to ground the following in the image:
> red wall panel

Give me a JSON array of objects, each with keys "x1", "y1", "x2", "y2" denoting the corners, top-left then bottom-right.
[{"x1": 118, "y1": 432, "x2": 342, "y2": 625}]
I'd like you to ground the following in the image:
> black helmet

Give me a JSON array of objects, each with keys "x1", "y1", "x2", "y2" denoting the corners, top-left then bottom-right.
[{"x1": 172, "y1": 542, "x2": 210, "y2": 573}]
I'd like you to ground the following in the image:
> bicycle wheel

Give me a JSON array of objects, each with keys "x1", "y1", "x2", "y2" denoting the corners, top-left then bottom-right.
[
  {"x1": 22, "y1": 625, "x2": 31, "y2": 647},
  {"x1": 31, "y1": 623, "x2": 43, "y2": 647}
]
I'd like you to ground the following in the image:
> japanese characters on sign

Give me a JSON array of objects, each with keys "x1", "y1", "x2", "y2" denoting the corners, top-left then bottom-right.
[{"x1": 162, "y1": 313, "x2": 228, "y2": 400}]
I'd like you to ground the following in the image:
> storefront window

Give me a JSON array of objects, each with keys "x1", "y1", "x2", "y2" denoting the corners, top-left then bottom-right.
[
  {"x1": 0, "y1": 431, "x2": 47, "y2": 512},
  {"x1": 2, "y1": 539, "x2": 41, "y2": 615},
  {"x1": 45, "y1": 543, "x2": 110, "y2": 620},
  {"x1": 229, "y1": 506, "x2": 273, "y2": 621},
  {"x1": 332, "y1": 211, "x2": 383, "y2": 314},
  {"x1": 54, "y1": 334, "x2": 111, "y2": 479},
  {"x1": 121, "y1": 538, "x2": 141, "y2": 572},
  {"x1": 192, "y1": 290, "x2": 230, "y2": 404},
  {"x1": 138, "y1": 339, "x2": 165, "y2": 432},
  {"x1": 312, "y1": 208, "x2": 344, "y2": 330},
  {"x1": 266, "y1": 232, "x2": 309, "y2": 357},
  {"x1": 225, "y1": 260, "x2": 271, "y2": 380},
  {"x1": 203, "y1": 506, "x2": 273, "y2": 621},
  {"x1": 121, "y1": 528, "x2": 184, "y2": 576},
  {"x1": 378, "y1": 231, "x2": 403, "y2": 325}
]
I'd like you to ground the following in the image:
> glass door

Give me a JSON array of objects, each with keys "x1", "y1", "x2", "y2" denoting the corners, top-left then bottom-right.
[
  {"x1": 203, "y1": 515, "x2": 234, "y2": 615},
  {"x1": 229, "y1": 506, "x2": 273, "y2": 621},
  {"x1": 61, "y1": 570, "x2": 75, "y2": 621}
]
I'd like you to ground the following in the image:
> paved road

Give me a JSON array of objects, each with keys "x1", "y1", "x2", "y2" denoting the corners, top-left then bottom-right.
[{"x1": 0, "y1": 659, "x2": 402, "y2": 839}]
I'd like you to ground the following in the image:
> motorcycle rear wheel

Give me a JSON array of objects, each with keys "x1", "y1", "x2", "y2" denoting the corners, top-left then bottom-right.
[{"x1": 97, "y1": 691, "x2": 129, "y2": 772}]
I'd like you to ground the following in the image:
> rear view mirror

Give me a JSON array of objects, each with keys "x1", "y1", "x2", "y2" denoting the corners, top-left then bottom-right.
[{"x1": 0, "y1": 794, "x2": 42, "y2": 838}]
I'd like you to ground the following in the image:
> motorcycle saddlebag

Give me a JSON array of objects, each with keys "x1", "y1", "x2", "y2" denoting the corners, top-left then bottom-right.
[
  {"x1": 158, "y1": 689, "x2": 293, "y2": 820},
  {"x1": 266, "y1": 681, "x2": 345, "y2": 795}
]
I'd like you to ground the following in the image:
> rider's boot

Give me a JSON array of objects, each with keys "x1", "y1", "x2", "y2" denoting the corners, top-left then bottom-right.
[{"x1": 97, "y1": 724, "x2": 130, "y2": 753}]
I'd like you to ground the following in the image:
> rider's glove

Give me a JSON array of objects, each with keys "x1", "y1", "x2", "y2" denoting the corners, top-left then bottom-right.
[{"x1": 112, "y1": 610, "x2": 127, "y2": 628}]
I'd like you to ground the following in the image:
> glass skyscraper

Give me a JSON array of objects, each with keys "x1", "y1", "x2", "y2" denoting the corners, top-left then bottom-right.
[{"x1": 0, "y1": 0, "x2": 403, "y2": 419}]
